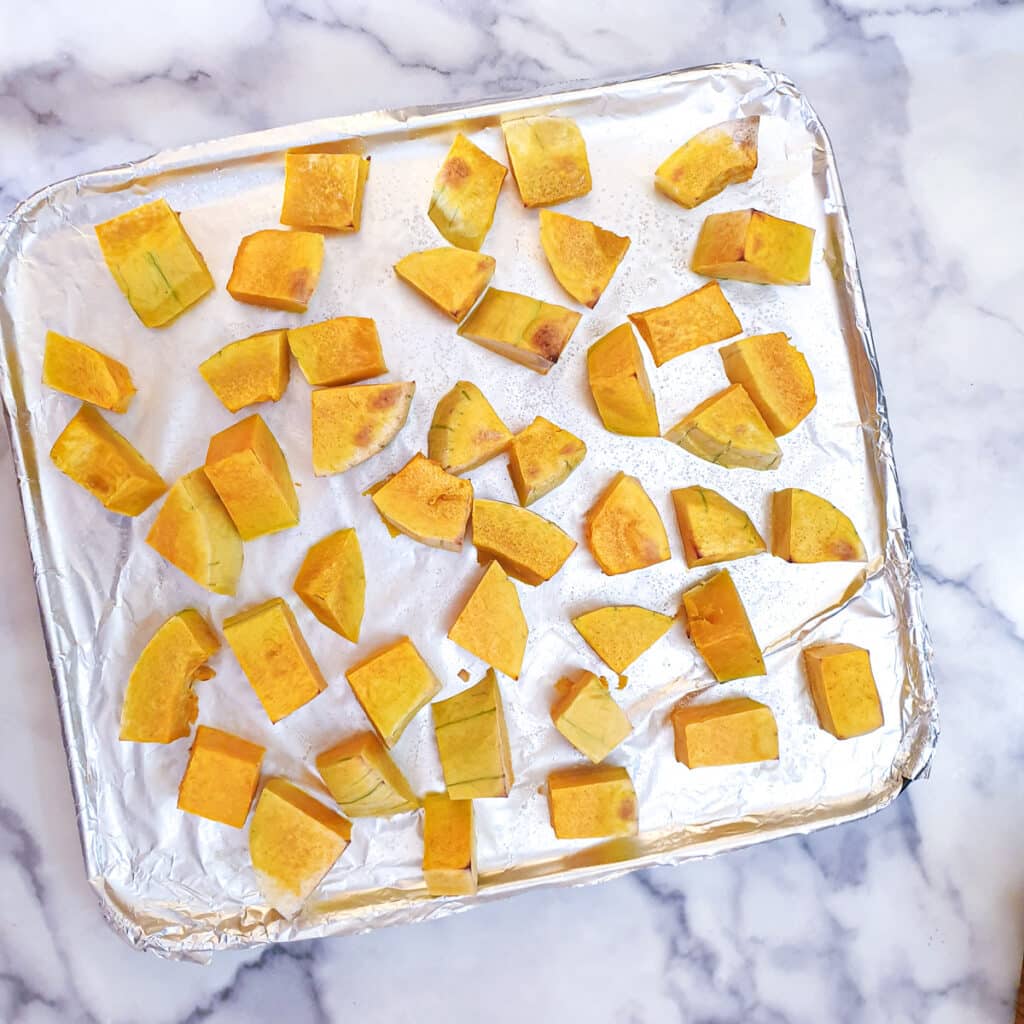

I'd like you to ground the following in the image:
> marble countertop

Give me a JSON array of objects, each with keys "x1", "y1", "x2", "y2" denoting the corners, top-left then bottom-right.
[{"x1": 1, "y1": 2, "x2": 1021, "y2": 1021}]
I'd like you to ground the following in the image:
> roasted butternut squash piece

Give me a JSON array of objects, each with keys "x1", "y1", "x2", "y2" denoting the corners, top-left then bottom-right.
[
  {"x1": 587, "y1": 323, "x2": 659, "y2": 437},
  {"x1": 199, "y1": 330, "x2": 290, "y2": 413},
  {"x1": 448, "y1": 561, "x2": 528, "y2": 679},
  {"x1": 428, "y1": 381, "x2": 512, "y2": 474},
  {"x1": 227, "y1": 229, "x2": 324, "y2": 312},
  {"x1": 571, "y1": 605, "x2": 674, "y2": 674},
  {"x1": 293, "y1": 528, "x2": 365, "y2": 642},
  {"x1": 471, "y1": 498, "x2": 576, "y2": 586},
  {"x1": 539, "y1": 210, "x2": 630, "y2": 308},
  {"x1": 43, "y1": 331, "x2": 136, "y2": 412},
  {"x1": 503, "y1": 116, "x2": 591, "y2": 207},
  {"x1": 288, "y1": 316, "x2": 386, "y2": 387},
  {"x1": 680, "y1": 569, "x2": 765, "y2": 682},
  {"x1": 693, "y1": 209, "x2": 814, "y2": 286},
  {"x1": 672, "y1": 486, "x2": 765, "y2": 568},
  {"x1": 428, "y1": 133, "x2": 506, "y2": 251},
  {"x1": 395, "y1": 247, "x2": 495, "y2": 322},
  {"x1": 655, "y1": 117, "x2": 759, "y2": 209},
  {"x1": 628, "y1": 282, "x2": 741, "y2": 367},
  {"x1": 772, "y1": 489, "x2": 866, "y2": 563},
  {"x1": 507, "y1": 415, "x2": 586, "y2": 507},
  {"x1": 585, "y1": 472, "x2": 670, "y2": 576},
  {"x1": 280, "y1": 152, "x2": 369, "y2": 231}
]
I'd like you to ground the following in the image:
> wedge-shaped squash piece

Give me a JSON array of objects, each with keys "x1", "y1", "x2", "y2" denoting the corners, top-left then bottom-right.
[
  {"x1": 693, "y1": 209, "x2": 814, "y2": 286},
  {"x1": 287, "y1": 316, "x2": 386, "y2": 387},
  {"x1": 423, "y1": 793, "x2": 477, "y2": 896},
  {"x1": 665, "y1": 384, "x2": 781, "y2": 471},
  {"x1": 280, "y1": 152, "x2": 369, "y2": 231},
  {"x1": 51, "y1": 405, "x2": 166, "y2": 516},
  {"x1": 120, "y1": 610, "x2": 219, "y2": 743},
  {"x1": 395, "y1": 248, "x2": 495, "y2": 322},
  {"x1": 547, "y1": 764, "x2": 638, "y2": 839},
  {"x1": 471, "y1": 498, "x2": 576, "y2": 586},
  {"x1": 571, "y1": 605, "x2": 673, "y2": 674},
  {"x1": 671, "y1": 697, "x2": 778, "y2": 768},
  {"x1": 503, "y1": 116, "x2": 591, "y2": 207},
  {"x1": 43, "y1": 331, "x2": 136, "y2": 413},
  {"x1": 448, "y1": 562, "x2": 527, "y2": 679},
  {"x1": 177, "y1": 726, "x2": 265, "y2": 827},
  {"x1": 199, "y1": 329, "x2": 290, "y2": 413},
  {"x1": 551, "y1": 671, "x2": 632, "y2": 763},
  {"x1": 585, "y1": 472, "x2": 670, "y2": 576},
  {"x1": 507, "y1": 416, "x2": 586, "y2": 507},
  {"x1": 312, "y1": 382, "x2": 415, "y2": 476},
  {"x1": 628, "y1": 282, "x2": 741, "y2": 367},
  {"x1": 370, "y1": 454, "x2": 472, "y2": 551},
  {"x1": 587, "y1": 323, "x2": 659, "y2": 437},
  {"x1": 655, "y1": 117, "x2": 759, "y2": 209},
  {"x1": 223, "y1": 598, "x2": 327, "y2": 723},
  {"x1": 204, "y1": 414, "x2": 299, "y2": 540},
  {"x1": 803, "y1": 643, "x2": 883, "y2": 740},
  {"x1": 428, "y1": 381, "x2": 512, "y2": 474},
  {"x1": 433, "y1": 669, "x2": 514, "y2": 799},
  {"x1": 227, "y1": 229, "x2": 324, "y2": 312},
  {"x1": 429, "y1": 133, "x2": 507, "y2": 251},
  {"x1": 680, "y1": 569, "x2": 765, "y2": 682},
  {"x1": 316, "y1": 732, "x2": 419, "y2": 817},
  {"x1": 772, "y1": 488, "x2": 866, "y2": 563},
  {"x1": 346, "y1": 637, "x2": 442, "y2": 748},
  {"x1": 146, "y1": 468, "x2": 243, "y2": 595},
  {"x1": 458, "y1": 287, "x2": 580, "y2": 374},
  {"x1": 293, "y1": 529, "x2": 365, "y2": 642},
  {"x1": 672, "y1": 486, "x2": 765, "y2": 568},
  {"x1": 94, "y1": 199, "x2": 213, "y2": 327},
  {"x1": 539, "y1": 210, "x2": 630, "y2": 308},
  {"x1": 250, "y1": 778, "x2": 352, "y2": 917}
]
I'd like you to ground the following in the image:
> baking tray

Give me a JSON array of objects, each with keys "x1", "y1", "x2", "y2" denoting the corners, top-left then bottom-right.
[{"x1": 0, "y1": 61, "x2": 936, "y2": 961}]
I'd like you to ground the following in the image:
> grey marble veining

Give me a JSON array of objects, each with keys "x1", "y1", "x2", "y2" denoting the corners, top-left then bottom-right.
[{"x1": 1, "y1": 2, "x2": 1021, "y2": 1021}]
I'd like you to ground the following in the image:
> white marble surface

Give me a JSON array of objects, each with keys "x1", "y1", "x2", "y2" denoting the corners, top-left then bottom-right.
[{"x1": 0, "y1": 1, "x2": 1021, "y2": 1021}]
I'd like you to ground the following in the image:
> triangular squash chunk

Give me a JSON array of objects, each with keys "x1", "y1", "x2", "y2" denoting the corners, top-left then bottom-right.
[
  {"x1": 585, "y1": 472, "x2": 670, "y2": 576},
  {"x1": 539, "y1": 210, "x2": 630, "y2": 308},
  {"x1": 587, "y1": 323, "x2": 659, "y2": 437},
  {"x1": 448, "y1": 562, "x2": 528, "y2": 679},
  {"x1": 772, "y1": 489, "x2": 866, "y2": 563},
  {"x1": 428, "y1": 381, "x2": 512, "y2": 474},
  {"x1": 672, "y1": 486, "x2": 766, "y2": 568},
  {"x1": 394, "y1": 248, "x2": 496, "y2": 322},
  {"x1": 507, "y1": 416, "x2": 586, "y2": 506},
  {"x1": 571, "y1": 606, "x2": 674, "y2": 674},
  {"x1": 428, "y1": 133, "x2": 507, "y2": 251}
]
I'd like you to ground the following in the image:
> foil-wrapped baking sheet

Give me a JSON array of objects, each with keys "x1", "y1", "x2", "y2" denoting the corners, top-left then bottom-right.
[{"x1": 0, "y1": 62, "x2": 936, "y2": 961}]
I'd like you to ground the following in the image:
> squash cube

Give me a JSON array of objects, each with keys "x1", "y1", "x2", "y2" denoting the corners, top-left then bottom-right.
[
  {"x1": 502, "y1": 116, "x2": 591, "y2": 207},
  {"x1": 571, "y1": 605, "x2": 673, "y2": 674},
  {"x1": 250, "y1": 778, "x2": 352, "y2": 917},
  {"x1": 772, "y1": 488, "x2": 866, "y2": 563},
  {"x1": 395, "y1": 247, "x2": 495, "y2": 322},
  {"x1": 293, "y1": 528, "x2": 365, "y2": 643},
  {"x1": 94, "y1": 198, "x2": 213, "y2": 327},
  {"x1": 547, "y1": 764, "x2": 638, "y2": 839},
  {"x1": 177, "y1": 726, "x2": 265, "y2": 827},
  {"x1": 628, "y1": 282, "x2": 741, "y2": 367},
  {"x1": 458, "y1": 287, "x2": 580, "y2": 374},
  {"x1": 423, "y1": 793, "x2": 477, "y2": 896},
  {"x1": 199, "y1": 329, "x2": 290, "y2": 413},
  {"x1": 551, "y1": 671, "x2": 632, "y2": 763},
  {"x1": 655, "y1": 117, "x2": 759, "y2": 209},
  {"x1": 428, "y1": 381, "x2": 512, "y2": 474},
  {"x1": 671, "y1": 697, "x2": 778, "y2": 767},
  {"x1": 311, "y1": 381, "x2": 415, "y2": 476},
  {"x1": 42, "y1": 331, "x2": 136, "y2": 413},
  {"x1": 680, "y1": 569, "x2": 765, "y2": 682},
  {"x1": 672, "y1": 486, "x2": 766, "y2": 568},
  {"x1": 585, "y1": 472, "x2": 670, "y2": 576},
  {"x1": 346, "y1": 637, "x2": 442, "y2": 748},
  {"x1": 227, "y1": 229, "x2": 324, "y2": 312},
  {"x1": 50, "y1": 405, "x2": 166, "y2": 516},
  {"x1": 587, "y1": 323, "x2": 659, "y2": 437},
  {"x1": 507, "y1": 415, "x2": 586, "y2": 507},
  {"x1": 471, "y1": 498, "x2": 576, "y2": 586},
  {"x1": 448, "y1": 562, "x2": 528, "y2": 679},
  {"x1": 803, "y1": 643, "x2": 883, "y2": 739},
  {"x1": 692, "y1": 209, "x2": 814, "y2": 286},
  {"x1": 223, "y1": 598, "x2": 327, "y2": 723},
  {"x1": 287, "y1": 316, "x2": 387, "y2": 387},
  {"x1": 539, "y1": 210, "x2": 630, "y2": 308},
  {"x1": 429, "y1": 133, "x2": 507, "y2": 251},
  {"x1": 280, "y1": 151, "x2": 369, "y2": 231},
  {"x1": 316, "y1": 732, "x2": 419, "y2": 817},
  {"x1": 146, "y1": 469, "x2": 243, "y2": 595}
]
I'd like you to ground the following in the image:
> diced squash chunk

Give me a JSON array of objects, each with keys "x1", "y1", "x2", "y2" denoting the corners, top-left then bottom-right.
[
  {"x1": 585, "y1": 472, "x2": 670, "y2": 576},
  {"x1": 250, "y1": 778, "x2": 352, "y2": 917},
  {"x1": 448, "y1": 562, "x2": 528, "y2": 679},
  {"x1": 43, "y1": 331, "x2": 136, "y2": 413},
  {"x1": 280, "y1": 152, "x2": 369, "y2": 231},
  {"x1": 772, "y1": 488, "x2": 866, "y2": 563},
  {"x1": 680, "y1": 569, "x2": 765, "y2": 682},
  {"x1": 665, "y1": 383, "x2": 781, "y2": 471},
  {"x1": 433, "y1": 669, "x2": 514, "y2": 798},
  {"x1": 429, "y1": 133, "x2": 507, "y2": 251},
  {"x1": 177, "y1": 726, "x2": 265, "y2": 827},
  {"x1": 199, "y1": 330, "x2": 290, "y2": 413},
  {"x1": 50, "y1": 405, "x2": 166, "y2": 516},
  {"x1": 539, "y1": 210, "x2": 630, "y2": 308},
  {"x1": 227, "y1": 229, "x2": 324, "y2": 312},
  {"x1": 571, "y1": 605, "x2": 673, "y2": 674},
  {"x1": 551, "y1": 671, "x2": 632, "y2": 763},
  {"x1": 428, "y1": 381, "x2": 512, "y2": 474},
  {"x1": 692, "y1": 209, "x2": 814, "y2": 286},
  {"x1": 502, "y1": 116, "x2": 591, "y2": 207},
  {"x1": 655, "y1": 117, "x2": 760, "y2": 209},
  {"x1": 672, "y1": 486, "x2": 765, "y2": 568},
  {"x1": 395, "y1": 248, "x2": 495, "y2": 322},
  {"x1": 316, "y1": 732, "x2": 419, "y2": 817},
  {"x1": 94, "y1": 198, "x2": 213, "y2": 327},
  {"x1": 287, "y1": 316, "x2": 386, "y2": 387},
  {"x1": 423, "y1": 793, "x2": 477, "y2": 896},
  {"x1": 223, "y1": 598, "x2": 327, "y2": 723},
  {"x1": 472, "y1": 498, "x2": 576, "y2": 586},
  {"x1": 507, "y1": 415, "x2": 586, "y2": 507},
  {"x1": 120, "y1": 610, "x2": 219, "y2": 744},
  {"x1": 587, "y1": 323, "x2": 659, "y2": 437},
  {"x1": 628, "y1": 282, "x2": 741, "y2": 367},
  {"x1": 547, "y1": 764, "x2": 638, "y2": 839},
  {"x1": 803, "y1": 643, "x2": 883, "y2": 739},
  {"x1": 671, "y1": 697, "x2": 778, "y2": 767},
  {"x1": 293, "y1": 528, "x2": 365, "y2": 642},
  {"x1": 311, "y1": 382, "x2": 414, "y2": 476},
  {"x1": 346, "y1": 637, "x2": 442, "y2": 748},
  {"x1": 458, "y1": 287, "x2": 580, "y2": 374}
]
